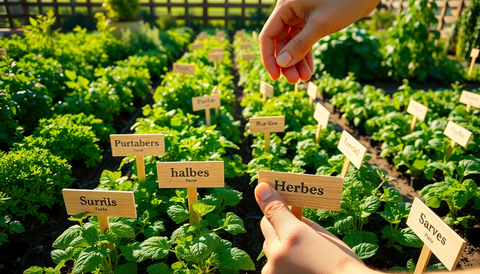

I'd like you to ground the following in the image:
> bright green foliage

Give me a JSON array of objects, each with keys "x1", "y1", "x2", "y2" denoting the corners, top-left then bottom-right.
[
  {"x1": 0, "y1": 90, "x2": 22, "y2": 147},
  {"x1": 0, "y1": 214, "x2": 25, "y2": 268},
  {"x1": 447, "y1": 0, "x2": 480, "y2": 61},
  {"x1": 390, "y1": 258, "x2": 446, "y2": 273},
  {"x1": 0, "y1": 149, "x2": 73, "y2": 223},
  {"x1": 103, "y1": 0, "x2": 140, "y2": 21},
  {"x1": 313, "y1": 26, "x2": 384, "y2": 80},
  {"x1": 14, "y1": 114, "x2": 104, "y2": 168},
  {"x1": 315, "y1": 72, "x2": 361, "y2": 97}
]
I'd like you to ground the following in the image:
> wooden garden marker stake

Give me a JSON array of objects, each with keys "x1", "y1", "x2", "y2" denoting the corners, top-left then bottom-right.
[
  {"x1": 191, "y1": 43, "x2": 204, "y2": 51},
  {"x1": 468, "y1": 48, "x2": 479, "y2": 76},
  {"x1": 62, "y1": 189, "x2": 137, "y2": 250},
  {"x1": 157, "y1": 161, "x2": 224, "y2": 224},
  {"x1": 212, "y1": 86, "x2": 220, "y2": 117},
  {"x1": 192, "y1": 94, "x2": 221, "y2": 126},
  {"x1": 407, "y1": 198, "x2": 466, "y2": 273},
  {"x1": 406, "y1": 100, "x2": 428, "y2": 134},
  {"x1": 208, "y1": 52, "x2": 224, "y2": 69},
  {"x1": 443, "y1": 121, "x2": 472, "y2": 160},
  {"x1": 173, "y1": 63, "x2": 195, "y2": 83},
  {"x1": 313, "y1": 103, "x2": 331, "y2": 143},
  {"x1": 252, "y1": 31, "x2": 258, "y2": 40},
  {"x1": 241, "y1": 43, "x2": 252, "y2": 50},
  {"x1": 250, "y1": 116, "x2": 285, "y2": 152},
  {"x1": 243, "y1": 53, "x2": 255, "y2": 69},
  {"x1": 260, "y1": 81, "x2": 274, "y2": 105},
  {"x1": 459, "y1": 90, "x2": 480, "y2": 119},
  {"x1": 294, "y1": 81, "x2": 299, "y2": 94},
  {"x1": 0, "y1": 48, "x2": 6, "y2": 58},
  {"x1": 307, "y1": 82, "x2": 318, "y2": 106},
  {"x1": 259, "y1": 171, "x2": 343, "y2": 220},
  {"x1": 337, "y1": 130, "x2": 367, "y2": 178},
  {"x1": 110, "y1": 134, "x2": 165, "y2": 183}
]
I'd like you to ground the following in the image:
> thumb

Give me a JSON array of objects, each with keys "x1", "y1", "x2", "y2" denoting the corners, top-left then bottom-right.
[
  {"x1": 276, "y1": 17, "x2": 329, "y2": 68},
  {"x1": 255, "y1": 183, "x2": 300, "y2": 238}
]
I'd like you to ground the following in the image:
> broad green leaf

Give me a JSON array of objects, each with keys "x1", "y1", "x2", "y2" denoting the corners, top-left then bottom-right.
[
  {"x1": 188, "y1": 233, "x2": 221, "y2": 262},
  {"x1": 65, "y1": 70, "x2": 77, "y2": 81},
  {"x1": 167, "y1": 205, "x2": 191, "y2": 224},
  {"x1": 24, "y1": 266, "x2": 44, "y2": 274},
  {"x1": 115, "y1": 262, "x2": 137, "y2": 274},
  {"x1": 82, "y1": 224, "x2": 99, "y2": 246},
  {"x1": 219, "y1": 212, "x2": 246, "y2": 235},
  {"x1": 192, "y1": 201, "x2": 216, "y2": 217},
  {"x1": 8, "y1": 220, "x2": 25, "y2": 234},
  {"x1": 110, "y1": 223, "x2": 135, "y2": 238},
  {"x1": 381, "y1": 187, "x2": 403, "y2": 203},
  {"x1": 395, "y1": 228, "x2": 423, "y2": 248},
  {"x1": 143, "y1": 221, "x2": 165, "y2": 238},
  {"x1": 380, "y1": 225, "x2": 394, "y2": 239},
  {"x1": 215, "y1": 188, "x2": 242, "y2": 206},
  {"x1": 360, "y1": 196, "x2": 381, "y2": 214},
  {"x1": 147, "y1": 263, "x2": 171, "y2": 274},
  {"x1": 52, "y1": 225, "x2": 82, "y2": 249},
  {"x1": 51, "y1": 247, "x2": 73, "y2": 264},
  {"x1": 352, "y1": 242, "x2": 379, "y2": 260},
  {"x1": 29, "y1": 17, "x2": 38, "y2": 27},
  {"x1": 134, "y1": 236, "x2": 172, "y2": 262},
  {"x1": 334, "y1": 215, "x2": 354, "y2": 232},
  {"x1": 218, "y1": 247, "x2": 255, "y2": 271},
  {"x1": 72, "y1": 247, "x2": 107, "y2": 274}
]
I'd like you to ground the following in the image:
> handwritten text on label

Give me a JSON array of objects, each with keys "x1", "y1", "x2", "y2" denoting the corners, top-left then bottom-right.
[
  {"x1": 460, "y1": 90, "x2": 480, "y2": 109},
  {"x1": 406, "y1": 100, "x2": 428, "y2": 121},
  {"x1": 173, "y1": 63, "x2": 195, "y2": 75},
  {"x1": 249, "y1": 116, "x2": 285, "y2": 133},
  {"x1": 337, "y1": 130, "x2": 367, "y2": 169},
  {"x1": 443, "y1": 121, "x2": 472, "y2": 147},
  {"x1": 192, "y1": 94, "x2": 221, "y2": 111}
]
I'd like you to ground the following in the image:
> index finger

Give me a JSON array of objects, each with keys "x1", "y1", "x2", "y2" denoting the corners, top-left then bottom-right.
[{"x1": 259, "y1": 10, "x2": 285, "y2": 80}]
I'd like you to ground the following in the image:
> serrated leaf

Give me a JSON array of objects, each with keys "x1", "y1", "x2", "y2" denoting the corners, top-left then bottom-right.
[
  {"x1": 192, "y1": 201, "x2": 216, "y2": 217},
  {"x1": 51, "y1": 248, "x2": 73, "y2": 264},
  {"x1": 215, "y1": 188, "x2": 242, "y2": 206},
  {"x1": 167, "y1": 205, "x2": 191, "y2": 224},
  {"x1": 360, "y1": 196, "x2": 381, "y2": 214},
  {"x1": 115, "y1": 262, "x2": 137, "y2": 274},
  {"x1": 82, "y1": 224, "x2": 99, "y2": 246},
  {"x1": 8, "y1": 220, "x2": 25, "y2": 234},
  {"x1": 188, "y1": 233, "x2": 221, "y2": 262},
  {"x1": 143, "y1": 221, "x2": 165, "y2": 238},
  {"x1": 72, "y1": 247, "x2": 107, "y2": 274},
  {"x1": 219, "y1": 212, "x2": 246, "y2": 235},
  {"x1": 395, "y1": 228, "x2": 423, "y2": 248},
  {"x1": 218, "y1": 247, "x2": 255, "y2": 271},
  {"x1": 110, "y1": 223, "x2": 135, "y2": 238},
  {"x1": 134, "y1": 237, "x2": 172, "y2": 262},
  {"x1": 334, "y1": 215, "x2": 354, "y2": 232},
  {"x1": 352, "y1": 242, "x2": 379, "y2": 260},
  {"x1": 147, "y1": 263, "x2": 171, "y2": 274},
  {"x1": 52, "y1": 225, "x2": 82, "y2": 249}
]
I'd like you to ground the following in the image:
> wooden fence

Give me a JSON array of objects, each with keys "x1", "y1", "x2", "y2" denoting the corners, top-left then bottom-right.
[
  {"x1": 0, "y1": 0, "x2": 275, "y2": 29},
  {"x1": 381, "y1": 0, "x2": 471, "y2": 38}
]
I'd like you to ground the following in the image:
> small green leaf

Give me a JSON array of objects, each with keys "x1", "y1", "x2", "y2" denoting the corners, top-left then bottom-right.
[
  {"x1": 395, "y1": 228, "x2": 423, "y2": 248},
  {"x1": 115, "y1": 262, "x2": 137, "y2": 274},
  {"x1": 53, "y1": 225, "x2": 82, "y2": 249},
  {"x1": 133, "y1": 237, "x2": 172, "y2": 262},
  {"x1": 65, "y1": 70, "x2": 77, "y2": 81},
  {"x1": 352, "y1": 242, "x2": 379, "y2": 260},
  {"x1": 29, "y1": 17, "x2": 38, "y2": 27},
  {"x1": 147, "y1": 263, "x2": 171, "y2": 274},
  {"x1": 219, "y1": 212, "x2": 246, "y2": 235},
  {"x1": 192, "y1": 201, "x2": 215, "y2": 217},
  {"x1": 8, "y1": 220, "x2": 25, "y2": 234},
  {"x1": 72, "y1": 246, "x2": 107, "y2": 274},
  {"x1": 110, "y1": 223, "x2": 135, "y2": 238},
  {"x1": 167, "y1": 205, "x2": 191, "y2": 224}
]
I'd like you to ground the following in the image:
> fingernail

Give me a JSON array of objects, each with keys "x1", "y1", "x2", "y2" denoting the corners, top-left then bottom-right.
[
  {"x1": 256, "y1": 183, "x2": 273, "y2": 201},
  {"x1": 276, "y1": 52, "x2": 292, "y2": 67}
]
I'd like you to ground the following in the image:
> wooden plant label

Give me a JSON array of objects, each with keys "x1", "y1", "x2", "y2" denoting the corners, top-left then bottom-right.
[
  {"x1": 252, "y1": 31, "x2": 258, "y2": 40},
  {"x1": 314, "y1": 103, "x2": 330, "y2": 128},
  {"x1": 249, "y1": 116, "x2": 285, "y2": 134},
  {"x1": 460, "y1": 90, "x2": 480, "y2": 110},
  {"x1": 260, "y1": 81, "x2": 274, "y2": 98},
  {"x1": 471, "y1": 48, "x2": 479, "y2": 58},
  {"x1": 314, "y1": 103, "x2": 330, "y2": 143},
  {"x1": 258, "y1": 171, "x2": 343, "y2": 211},
  {"x1": 173, "y1": 63, "x2": 195, "y2": 75},
  {"x1": 157, "y1": 161, "x2": 224, "y2": 188},
  {"x1": 212, "y1": 47, "x2": 223, "y2": 54},
  {"x1": 243, "y1": 53, "x2": 255, "y2": 61},
  {"x1": 241, "y1": 43, "x2": 252, "y2": 50},
  {"x1": 444, "y1": 121, "x2": 472, "y2": 148},
  {"x1": 212, "y1": 86, "x2": 219, "y2": 95},
  {"x1": 0, "y1": 48, "x2": 6, "y2": 58},
  {"x1": 62, "y1": 189, "x2": 137, "y2": 218},
  {"x1": 307, "y1": 82, "x2": 318, "y2": 105},
  {"x1": 192, "y1": 94, "x2": 220, "y2": 111},
  {"x1": 110, "y1": 134, "x2": 165, "y2": 156},
  {"x1": 407, "y1": 198, "x2": 466, "y2": 272},
  {"x1": 208, "y1": 52, "x2": 224, "y2": 62},
  {"x1": 407, "y1": 100, "x2": 428, "y2": 121},
  {"x1": 338, "y1": 130, "x2": 367, "y2": 177},
  {"x1": 191, "y1": 43, "x2": 204, "y2": 50}
]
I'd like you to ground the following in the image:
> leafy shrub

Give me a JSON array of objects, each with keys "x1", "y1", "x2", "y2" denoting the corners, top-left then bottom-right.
[
  {"x1": 313, "y1": 26, "x2": 384, "y2": 80},
  {"x1": 15, "y1": 114, "x2": 104, "y2": 168},
  {"x1": 0, "y1": 149, "x2": 73, "y2": 223},
  {"x1": 103, "y1": 0, "x2": 139, "y2": 21},
  {"x1": 0, "y1": 91, "x2": 22, "y2": 147},
  {"x1": 447, "y1": 0, "x2": 480, "y2": 61}
]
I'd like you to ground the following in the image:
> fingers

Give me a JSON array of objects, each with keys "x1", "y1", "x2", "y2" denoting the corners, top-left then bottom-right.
[
  {"x1": 255, "y1": 183, "x2": 300, "y2": 239},
  {"x1": 260, "y1": 216, "x2": 278, "y2": 244},
  {"x1": 259, "y1": 9, "x2": 286, "y2": 80}
]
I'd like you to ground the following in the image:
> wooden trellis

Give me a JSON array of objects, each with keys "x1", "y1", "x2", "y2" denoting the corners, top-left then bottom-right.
[
  {"x1": 381, "y1": 0, "x2": 471, "y2": 38},
  {"x1": 0, "y1": 0, "x2": 274, "y2": 29}
]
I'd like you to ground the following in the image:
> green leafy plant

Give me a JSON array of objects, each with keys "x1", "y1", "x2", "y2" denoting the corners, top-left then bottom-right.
[
  {"x1": 0, "y1": 149, "x2": 73, "y2": 223},
  {"x1": 390, "y1": 258, "x2": 446, "y2": 273},
  {"x1": 103, "y1": 0, "x2": 140, "y2": 22},
  {"x1": 446, "y1": 0, "x2": 480, "y2": 61}
]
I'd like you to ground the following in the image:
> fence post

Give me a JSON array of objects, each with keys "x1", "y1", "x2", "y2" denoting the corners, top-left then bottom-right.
[{"x1": 202, "y1": 0, "x2": 208, "y2": 27}]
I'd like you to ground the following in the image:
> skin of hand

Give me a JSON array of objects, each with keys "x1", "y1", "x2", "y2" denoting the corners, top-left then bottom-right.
[
  {"x1": 259, "y1": 0, "x2": 380, "y2": 84},
  {"x1": 254, "y1": 182, "x2": 381, "y2": 274}
]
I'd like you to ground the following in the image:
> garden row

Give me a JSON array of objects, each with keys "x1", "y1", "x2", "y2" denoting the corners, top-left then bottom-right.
[
  {"x1": 234, "y1": 31, "x2": 480, "y2": 270},
  {"x1": 22, "y1": 31, "x2": 256, "y2": 274}
]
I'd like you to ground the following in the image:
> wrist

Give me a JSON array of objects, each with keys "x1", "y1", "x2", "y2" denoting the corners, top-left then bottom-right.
[{"x1": 341, "y1": 261, "x2": 379, "y2": 274}]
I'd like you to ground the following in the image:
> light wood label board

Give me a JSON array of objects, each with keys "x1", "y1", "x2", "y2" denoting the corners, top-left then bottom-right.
[
  {"x1": 407, "y1": 197, "x2": 466, "y2": 271},
  {"x1": 0, "y1": 49, "x2": 6, "y2": 57},
  {"x1": 443, "y1": 121, "x2": 472, "y2": 148},
  {"x1": 243, "y1": 53, "x2": 255, "y2": 61},
  {"x1": 460, "y1": 90, "x2": 480, "y2": 109},
  {"x1": 62, "y1": 189, "x2": 137, "y2": 218},
  {"x1": 260, "y1": 81, "x2": 274, "y2": 98},
  {"x1": 208, "y1": 52, "x2": 224, "y2": 62},
  {"x1": 314, "y1": 102, "x2": 330, "y2": 128},
  {"x1": 110, "y1": 134, "x2": 165, "y2": 156},
  {"x1": 192, "y1": 94, "x2": 221, "y2": 111},
  {"x1": 191, "y1": 43, "x2": 204, "y2": 50},
  {"x1": 307, "y1": 82, "x2": 318, "y2": 99},
  {"x1": 407, "y1": 100, "x2": 428, "y2": 121},
  {"x1": 249, "y1": 116, "x2": 285, "y2": 133},
  {"x1": 212, "y1": 86, "x2": 219, "y2": 95},
  {"x1": 157, "y1": 161, "x2": 224, "y2": 188},
  {"x1": 337, "y1": 130, "x2": 367, "y2": 169},
  {"x1": 241, "y1": 43, "x2": 252, "y2": 50},
  {"x1": 211, "y1": 47, "x2": 223, "y2": 54},
  {"x1": 471, "y1": 48, "x2": 480, "y2": 58},
  {"x1": 259, "y1": 171, "x2": 343, "y2": 211},
  {"x1": 173, "y1": 63, "x2": 195, "y2": 75}
]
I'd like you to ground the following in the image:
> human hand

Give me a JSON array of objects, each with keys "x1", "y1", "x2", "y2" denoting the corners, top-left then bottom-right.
[
  {"x1": 254, "y1": 183, "x2": 379, "y2": 274},
  {"x1": 259, "y1": 0, "x2": 380, "y2": 84}
]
